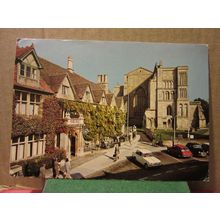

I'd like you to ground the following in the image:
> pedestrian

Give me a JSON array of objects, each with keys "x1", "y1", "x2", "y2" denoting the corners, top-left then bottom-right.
[
  {"x1": 64, "y1": 158, "x2": 71, "y2": 179},
  {"x1": 39, "y1": 163, "x2": 46, "y2": 178},
  {"x1": 133, "y1": 125, "x2": 137, "y2": 138},
  {"x1": 129, "y1": 130, "x2": 132, "y2": 144},
  {"x1": 113, "y1": 145, "x2": 120, "y2": 161}
]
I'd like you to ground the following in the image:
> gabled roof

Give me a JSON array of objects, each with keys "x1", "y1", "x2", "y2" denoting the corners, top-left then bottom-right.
[
  {"x1": 92, "y1": 90, "x2": 106, "y2": 103},
  {"x1": 125, "y1": 67, "x2": 153, "y2": 76},
  {"x1": 106, "y1": 93, "x2": 114, "y2": 106},
  {"x1": 28, "y1": 53, "x2": 107, "y2": 102},
  {"x1": 16, "y1": 44, "x2": 42, "y2": 68},
  {"x1": 14, "y1": 46, "x2": 54, "y2": 94},
  {"x1": 38, "y1": 57, "x2": 77, "y2": 98},
  {"x1": 16, "y1": 45, "x2": 34, "y2": 58},
  {"x1": 67, "y1": 70, "x2": 103, "y2": 91},
  {"x1": 48, "y1": 74, "x2": 67, "y2": 93},
  {"x1": 74, "y1": 83, "x2": 95, "y2": 100}
]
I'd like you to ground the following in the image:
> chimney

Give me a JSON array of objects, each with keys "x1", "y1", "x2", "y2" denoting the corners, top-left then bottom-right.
[
  {"x1": 67, "y1": 56, "x2": 73, "y2": 72},
  {"x1": 97, "y1": 74, "x2": 109, "y2": 93}
]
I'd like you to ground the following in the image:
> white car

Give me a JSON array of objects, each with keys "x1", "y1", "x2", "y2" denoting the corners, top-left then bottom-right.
[{"x1": 132, "y1": 149, "x2": 162, "y2": 168}]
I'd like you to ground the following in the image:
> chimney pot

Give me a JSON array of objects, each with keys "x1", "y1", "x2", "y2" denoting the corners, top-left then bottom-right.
[{"x1": 67, "y1": 56, "x2": 73, "y2": 72}]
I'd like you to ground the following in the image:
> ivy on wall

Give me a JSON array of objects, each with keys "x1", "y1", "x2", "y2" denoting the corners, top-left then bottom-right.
[
  {"x1": 60, "y1": 99, "x2": 126, "y2": 142},
  {"x1": 12, "y1": 96, "x2": 66, "y2": 151},
  {"x1": 12, "y1": 95, "x2": 126, "y2": 150}
]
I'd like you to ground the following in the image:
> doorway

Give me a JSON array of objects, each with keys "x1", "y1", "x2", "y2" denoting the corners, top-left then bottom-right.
[{"x1": 70, "y1": 136, "x2": 76, "y2": 156}]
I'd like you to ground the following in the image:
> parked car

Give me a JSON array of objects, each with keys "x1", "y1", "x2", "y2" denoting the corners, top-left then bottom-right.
[
  {"x1": 201, "y1": 143, "x2": 209, "y2": 155},
  {"x1": 186, "y1": 142, "x2": 207, "y2": 157},
  {"x1": 132, "y1": 149, "x2": 161, "y2": 168},
  {"x1": 167, "y1": 144, "x2": 192, "y2": 158}
]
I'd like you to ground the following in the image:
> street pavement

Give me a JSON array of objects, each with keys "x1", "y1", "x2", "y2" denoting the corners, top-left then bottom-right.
[{"x1": 69, "y1": 135, "x2": 167, "y2": 178}]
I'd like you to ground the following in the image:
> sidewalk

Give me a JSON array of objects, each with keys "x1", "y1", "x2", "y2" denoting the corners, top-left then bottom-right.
[
  {"x1": 70, "y1": 135, "x2": 166, "y2": 178},
  {"x1": 45, "y1": 135, "x2": 167, "y2": 179}
]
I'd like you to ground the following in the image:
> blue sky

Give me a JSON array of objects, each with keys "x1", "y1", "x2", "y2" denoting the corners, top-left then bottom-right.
[{"x1": 19, "y1": 39, "x2": 209, "y2": 101}]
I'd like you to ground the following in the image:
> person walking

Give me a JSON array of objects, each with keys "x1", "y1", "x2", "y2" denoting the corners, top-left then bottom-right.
[{"x1": 113, "y1": 145, "x2": 120, "y2": 162}]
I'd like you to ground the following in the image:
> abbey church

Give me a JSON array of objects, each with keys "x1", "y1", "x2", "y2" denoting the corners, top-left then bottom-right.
[{"x1": 114, "y1": 61, "x2": 206, "y2": 130}]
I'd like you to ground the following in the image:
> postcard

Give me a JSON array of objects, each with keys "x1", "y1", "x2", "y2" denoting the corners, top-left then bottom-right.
[{"x1": 10, "y1": 39, "x2": 209, "y2": 181}]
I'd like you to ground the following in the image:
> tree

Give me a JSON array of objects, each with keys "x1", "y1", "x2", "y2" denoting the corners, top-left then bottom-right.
[{"x1": 194, "y1": 98, "x2": 209, "y2": 124}]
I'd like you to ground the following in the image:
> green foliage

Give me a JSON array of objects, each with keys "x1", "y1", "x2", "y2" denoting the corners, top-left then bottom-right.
[
  {"x1": 60, "y1": 100, "x2": 126, "y2": 142},
  {"x1": 12, "y1": 96, "x2": 66, "y2": 150}
]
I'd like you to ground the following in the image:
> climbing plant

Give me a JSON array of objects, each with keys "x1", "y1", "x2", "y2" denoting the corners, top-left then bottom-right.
[
  {"x1": 60, "y1": 99, "x2": 126, "y2": 142},
  {"x1": 12, "y1": 95, "x2": 126, "y2": 150},
  {"x1": 12, "y1": 96, "x2": 66, "y2": 151}
]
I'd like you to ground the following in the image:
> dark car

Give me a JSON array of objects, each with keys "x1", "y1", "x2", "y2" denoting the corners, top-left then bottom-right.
[
  {"x1": 201, "y1": 143, "x2": 209, "y2": 155},
  {"x1": 167, "y1": 144, "x2": 192, "y2": 158},
  {"x1": 186, "y1": 142, "x2": 207, "y2": 157}
]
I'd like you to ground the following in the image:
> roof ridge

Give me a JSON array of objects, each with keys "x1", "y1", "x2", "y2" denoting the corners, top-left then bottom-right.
[
  {"x1": 39, "y1": 56, "x2": 67, "y2": 71},
  {"x1": 125, "y1": 66, "x2": 153, "y2": 75}
]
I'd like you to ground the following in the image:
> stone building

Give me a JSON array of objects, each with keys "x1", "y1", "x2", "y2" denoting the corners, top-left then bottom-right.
[
  {"x1": 11, "y1": 44, "x2": 120, "y2": 163},
  {"x1": 115, "y1": 61, "x2": 206, "y2": 130}
]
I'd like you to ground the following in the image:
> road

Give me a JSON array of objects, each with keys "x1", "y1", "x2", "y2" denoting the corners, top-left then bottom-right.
[
  {"x1": 67, "y1": 136, "x2": 209, "y2": 181},
  {"x1": 88, "y1": 152, "x2": 208, "y2": 181}
]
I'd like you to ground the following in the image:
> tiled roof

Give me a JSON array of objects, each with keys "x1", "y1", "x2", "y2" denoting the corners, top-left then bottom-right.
[
  {"x1": 74, "y1": 83, "x2": 89, "y2": 99},
  {"x1": 48, "y1": 74, "x2": 67, "y2": 93},
  {"x1": 106, "y1": 93, "x2": 114, "y2": 105},
  {"x1": 16, "y1": 44, "x2": 34, "y2": 58},
  {"x1": 92, "y1": 90, "x2": 105, "y2": 103},
  {"x1": 39, "y1": 57, "x2": 78, "y2": 97},
  {"x1": 15, "y1": 47, "x2": 111, "y2": 103},
  {"x1": 39, "y1": 57, "x2": 106, "y2": 101},
  {"x1": 38, "y1": 57, "x2": 67, "y2": 85}
]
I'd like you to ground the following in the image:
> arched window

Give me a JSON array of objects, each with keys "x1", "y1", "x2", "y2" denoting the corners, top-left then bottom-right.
[
  {"x1": 133, "y1": 87, "x2": 147, "y2": 116},
  {"x1": 167, "y1": 105, "x2": 172, "y2": 116},
  {"x1": 179, "y1": 104, "x2": 183, "y2": 116},
  {"x1": 165, "y1": 91, "x2": 169, "y2": 100}
]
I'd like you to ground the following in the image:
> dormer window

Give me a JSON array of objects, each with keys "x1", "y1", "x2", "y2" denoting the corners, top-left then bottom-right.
[{"x1": 19, "y1": 63, "x2": 38, "y2": 80}]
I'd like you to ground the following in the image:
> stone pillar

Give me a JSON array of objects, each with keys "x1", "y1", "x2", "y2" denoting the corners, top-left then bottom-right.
[{"x1": 75, "y1": 127, "x2": 84, "y2": 156}]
